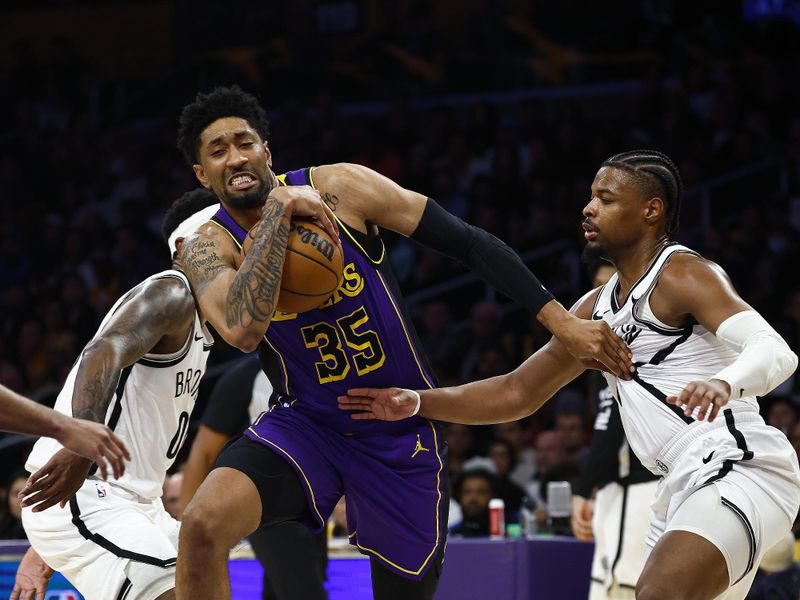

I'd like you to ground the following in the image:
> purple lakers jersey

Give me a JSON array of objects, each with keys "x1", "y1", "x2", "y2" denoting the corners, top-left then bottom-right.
[{"x1": 209, "y1": 167, "x2": 437, "y2": 432}]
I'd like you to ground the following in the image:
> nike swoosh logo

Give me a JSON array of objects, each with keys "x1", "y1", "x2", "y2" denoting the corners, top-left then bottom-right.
[
  {"x1": 194, "y1": 334, "x2": 204, "y2": 342},
  {"x1": 593, "y1": 310, "x2": 610, "y2": 320},
  {"x1": 702, "y1": 451, "x2": 715, "y2": 464}
]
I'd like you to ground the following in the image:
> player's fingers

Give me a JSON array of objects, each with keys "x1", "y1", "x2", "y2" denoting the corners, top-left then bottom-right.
[
  {"x1": 350, "y1": 412, "x2": 376, "y2": 420},
  {"x1": 37, "y1": 587, "x2": 46, "y2": 600},
  {"x1": 96, "y1": 457, "x2": 109, "y2": 481},
  {"x1": 10, "y1": 582, "x2": 20, "y2": 600},
  {"x1": 346, "y1": 388, "x2": 381, "y2": 399},
  {"x1": 337, "y1": 395, "x2": 370, "y2": 405},
  {"x1": 19, "y1": 477, "x2": 55, "y2": 506},
  {"x1": 31, "y1": 492, "x2": 68, "y2": 513},
  {"x1": 311, "y1": 198, "x2": 338, "y2": 242},
  {"x1": 602, "y1": 325, "x2": 633, "y2": 363},
  {"x1": 103, "y1": 444, "x2": 127, "y2": 479},
  {"x1": 596, "y1": 348, "x2": 628, "y2": 380},
  {"x1": 675, "y1": 384, "x2": 695, "y2": 410},
  {"x1": 708, "y1": 402, "x2": 722, "y2": 423},
  {"x1": 107, "y1": 453, "x2": 124, "y2": 480},
  {"x1": 337, "y1": 400, "x2": 371, "y2": 412}
]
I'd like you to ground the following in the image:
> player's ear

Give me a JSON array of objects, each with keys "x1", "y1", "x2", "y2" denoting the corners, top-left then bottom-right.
[
  {"x1": 644, "y1": 196, "x2": 664, "y2": 226},
  {"x1": 263, "y1": 142, "x2": 272, "y2": 168},
  {"x1": 193, "y1": 164, "x2": 210, "y2": 188}
]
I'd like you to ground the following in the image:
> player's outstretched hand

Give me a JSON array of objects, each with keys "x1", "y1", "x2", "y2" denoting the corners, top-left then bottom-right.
[
  {"x1": 10, "y1": 547, "x2": 53, "y2": 600},
  {"x1": 338, "y1": 387, "x2": 419, "y2": 421},
  {"x1": 269, "y1": 185, "x2": 340, "y2": 244},
  {"x1": 19, "y1": 449, "x2": 93, "y2": 513},
  {"x1": 666, "y1": 379, "x2": 730, "y2": 422},
  {"x1": 56, "y1": 416, "x2": 130, "y2": 480},
  {"x1": 554, "y1": 315, "x2": 634, "y2": 380}
]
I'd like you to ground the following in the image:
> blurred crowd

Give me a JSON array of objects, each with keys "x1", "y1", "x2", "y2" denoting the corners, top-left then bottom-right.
[{"x1": 1, "y1": 9, "x2": 800, "y2": 588}]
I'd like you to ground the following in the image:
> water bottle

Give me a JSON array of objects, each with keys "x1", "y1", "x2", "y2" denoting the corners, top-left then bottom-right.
[
  {"x1": 547, "y1": 481, "x2": 572, "y2": 536},
  {"x1": 520, "y1": 496, "x2": 538, "y2": 539},
  {"x1": 489, "y1": 498, "x2": 506, "y2": 539}
]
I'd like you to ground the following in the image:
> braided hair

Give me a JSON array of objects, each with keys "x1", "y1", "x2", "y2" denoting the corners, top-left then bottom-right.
[{"x1": 601, "y1": 150, "x2": 683, "y2": 236}]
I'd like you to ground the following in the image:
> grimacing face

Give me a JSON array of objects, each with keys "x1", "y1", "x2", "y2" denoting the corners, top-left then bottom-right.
[
  {"x1": 581, "y1": 166, "x2": 662, "y2": 255},
  {"x1": 193, "y1": 116, "x2": 275, "y2": 209}
]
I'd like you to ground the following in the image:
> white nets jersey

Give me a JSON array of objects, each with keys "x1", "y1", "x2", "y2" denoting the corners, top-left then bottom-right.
[
  {"x1": 27, "y1": 270, "x2": 213, "y2": 500},
  {"x1": 593, "y1": 243, "x2": 760, "y2": 476}
]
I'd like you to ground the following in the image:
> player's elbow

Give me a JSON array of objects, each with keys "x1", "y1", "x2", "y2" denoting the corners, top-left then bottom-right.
[
  {"x1": 221, "y1": 326, "x2": 266, "y2": 353},
  {"x1": 230, "y1": 332, "x2": 262, "y2": 353}
]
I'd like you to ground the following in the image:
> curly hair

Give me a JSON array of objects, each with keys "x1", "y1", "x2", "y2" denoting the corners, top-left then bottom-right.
[{"x1": 177, "y1": 85, "x2": 270, "y2": 165}]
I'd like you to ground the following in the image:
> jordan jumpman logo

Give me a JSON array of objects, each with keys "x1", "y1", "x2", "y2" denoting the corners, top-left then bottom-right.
[{"x1": 412, "y1": 434, "x2": 430, "y2": 458}]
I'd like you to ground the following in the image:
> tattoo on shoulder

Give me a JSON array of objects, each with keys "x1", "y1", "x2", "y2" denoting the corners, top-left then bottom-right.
[
  {"x1": 322, "y1": 192, "x2": 339, "y2": 212},
  {"x1": 178, "y1": 237, "x2": 227, "y2": 294}
]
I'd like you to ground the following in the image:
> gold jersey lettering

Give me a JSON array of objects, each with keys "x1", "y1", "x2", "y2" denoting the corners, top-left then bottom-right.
[{"x1": 319, "y1": 262, "x2": 365, "y2": 309}]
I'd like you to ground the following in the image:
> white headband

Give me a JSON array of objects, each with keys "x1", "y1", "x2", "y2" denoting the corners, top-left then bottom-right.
[{"x1": 168, "y1": 203, "x2": 220, "y2": 256}]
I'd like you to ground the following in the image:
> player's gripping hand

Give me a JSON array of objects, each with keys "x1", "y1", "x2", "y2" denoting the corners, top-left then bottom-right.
[
  {"x1": 19, "y1": 449, "x2": 92, "y2": 513},
  {"x1": 338, "y1": 387, "x2": 419, "y2": 421},
  {"x1": 268, "y1": 185, "x2": 340, "y2": 244},
  {"x1": 10, "y1": 547, "x2": 53, "y2": 600},
  {"x1": 55, "y1": 416, "x2": 130, "y2": 480},
  {"x1": 666, "y1": 379, "x2": 731, "y2": 422},
  {"x1": 552, "y1": 314, "x2": 634, "y2": 380}
]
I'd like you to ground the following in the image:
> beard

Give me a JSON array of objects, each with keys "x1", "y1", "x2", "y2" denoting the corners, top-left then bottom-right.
[
  {"x1": 581, "y1": 241, "x2": 606, "y2": 265},
  {"x1": 221, "y1": 177, "x2": 270, "y2": 209}
]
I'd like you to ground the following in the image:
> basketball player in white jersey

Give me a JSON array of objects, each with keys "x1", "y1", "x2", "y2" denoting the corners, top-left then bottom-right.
[
  {"x1": 339, "y1": 150, "x2": 800, "y2": 600},
  {"x1": 0, "y1": 383, "x2": 129, "y2": 478},
  {"x1": 12, "y1": 189, "x2": 220, "y2": 600}
]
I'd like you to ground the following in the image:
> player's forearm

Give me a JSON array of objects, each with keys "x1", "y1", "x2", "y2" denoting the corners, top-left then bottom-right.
[
  {"x1": 410, "y1": 199, "x2": 554, "y2": 316},
  {"x1": 0, "y1": 384, "x2": 66, "y2": 438},
  {"x1": 713, "y1": 310, "x2": 799, "y2": 400},
  {"x1": 223, "y1": 195, "x2": 292, "y2": 345},
  {"x1": 418, "y1": 374, "x2": 531, "y2": 424}
]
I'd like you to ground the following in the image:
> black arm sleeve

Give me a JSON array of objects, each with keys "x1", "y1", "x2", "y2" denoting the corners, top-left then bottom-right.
[
  {"x1": 410, "y1": 198, "x2": 555, "y2": 315},
  {"x1": 572, "y1": 393, "x2": 624, "y2": 498},
  {"x1": 201, "y1": 357, "x2": 262, "y2": 437}
]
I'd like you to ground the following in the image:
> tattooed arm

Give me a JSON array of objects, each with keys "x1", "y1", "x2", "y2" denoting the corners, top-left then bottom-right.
[
  {"x1": 19, "y1": 277, "x2": 194, "y2": 510},
  {"x1": 177, "y1": 187, "x2": 336, "y2": 351}
]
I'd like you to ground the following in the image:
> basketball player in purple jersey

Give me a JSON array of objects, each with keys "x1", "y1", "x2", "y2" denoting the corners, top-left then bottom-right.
[{"x1": 173, "y1": 86, "x2": 633, "y2": 600}]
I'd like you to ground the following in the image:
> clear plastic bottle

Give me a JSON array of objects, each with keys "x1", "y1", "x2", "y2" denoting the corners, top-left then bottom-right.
[{"x1": 520, "y1": 496, "x2": 538, "y2": 539}]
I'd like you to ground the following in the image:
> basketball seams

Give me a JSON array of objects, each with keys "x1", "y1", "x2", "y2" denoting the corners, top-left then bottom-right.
[{"x1": 282, "y1": 247, "x2": 340, "y2": 296}]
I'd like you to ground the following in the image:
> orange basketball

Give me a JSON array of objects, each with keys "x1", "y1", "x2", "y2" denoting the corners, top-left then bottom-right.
[{"x1": 241, "y1": 219, "x2": 343, "y2": 314}]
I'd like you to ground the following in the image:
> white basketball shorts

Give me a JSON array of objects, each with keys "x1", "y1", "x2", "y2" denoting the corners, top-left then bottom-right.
[{"x1": 22, "y1": 479, "x2": 179, "y2": 600}]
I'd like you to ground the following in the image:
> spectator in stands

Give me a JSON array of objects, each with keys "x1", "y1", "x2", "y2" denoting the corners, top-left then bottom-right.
[
  {"x1": 493, "y1": 420, "x2": 537, "y2": 489},
  {"x1": 487, "y1": 439, "x2": 525, "y2": 522},
  {"x1": 162, "y1": 472, "x2": 183, "y2": 521},
  {"x1": 0, "y1": 471, "x2": 28, "y2": 539},
  {"x1": 554, "y1": 391, "x2": 590, "y2": 463},
  {"x1": 451, "y1": 469, "x2": 496, "y2": 537},
  {"x1": 444, "y1": 423, "x2": 478, "y2": 481},
  {"x1": 767, "y1": 397, "x2": 799, "y2": 437}
]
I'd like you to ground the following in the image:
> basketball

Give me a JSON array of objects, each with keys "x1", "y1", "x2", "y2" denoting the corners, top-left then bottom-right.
[{"x1": 241, "y1": 219, "x2": 344, "y2": 313}]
